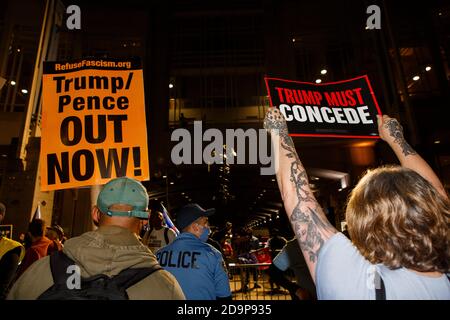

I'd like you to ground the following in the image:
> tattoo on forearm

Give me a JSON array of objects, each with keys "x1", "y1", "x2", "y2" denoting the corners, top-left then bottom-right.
[
  {"x1": 285, "y1": 156, "x2": 335, "y2": 262},
  {"x1": 384, "y1": 119, "x2": 417, "y2": 157},
  {"x1": 264, "y1": 108, "x2": 336, "y2": 264},
  {"x1": 290, "y1": 206, "x2": 334, "y2": 262}
]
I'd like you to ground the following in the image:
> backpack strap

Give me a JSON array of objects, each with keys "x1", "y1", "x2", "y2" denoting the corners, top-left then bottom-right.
[
  {"x1": 375, "y1": 272, "x2": 386, "y2": 300},
  {"x1": 110, "y1": 265, "x2": 163, "y2": 293},
  {"x1": 49, "y1": 250, "x2": 77, "y2": 285},
  {"x1": 164, "y1": 228, "x2": 170, "y2": 245}
]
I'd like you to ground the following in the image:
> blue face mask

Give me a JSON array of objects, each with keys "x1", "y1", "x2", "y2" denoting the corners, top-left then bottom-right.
[{"x1": 199, "y1": 225, "x2": 210, "y2": 242}]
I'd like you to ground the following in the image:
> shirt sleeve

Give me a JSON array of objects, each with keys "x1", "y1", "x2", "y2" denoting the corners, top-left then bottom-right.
[
  {"x1": 315, "y1": 233, "x2": 375, "y2": 300},
  {"x1": 213, "y1": 254, "x2": 231, "y2": 299}
]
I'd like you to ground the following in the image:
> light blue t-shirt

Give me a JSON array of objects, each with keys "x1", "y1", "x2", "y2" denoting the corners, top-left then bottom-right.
[
  {"x1": 155, "y1": 232, "x2": 231, "y2": 300},
  {"x1": 316, "y1": 233, "x2": 450, "y2": 300}
]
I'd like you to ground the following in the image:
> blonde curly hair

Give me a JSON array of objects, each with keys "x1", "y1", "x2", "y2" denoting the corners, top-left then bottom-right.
[{"x1": 346, "y1": 165, "x2": 450, "y2": 273}]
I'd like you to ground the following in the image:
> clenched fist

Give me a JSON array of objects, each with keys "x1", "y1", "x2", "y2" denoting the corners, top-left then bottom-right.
[
  {"x1": 377, "y1": 114, "x2": 416, "y2": 156},
  {"x1": 377, "y1": 114, "x2": 404, "y2": 144}
]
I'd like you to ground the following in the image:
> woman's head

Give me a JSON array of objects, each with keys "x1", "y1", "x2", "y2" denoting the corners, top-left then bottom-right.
[{"x1": 346, "y1": 165, "x2": 449, "y2": 273}]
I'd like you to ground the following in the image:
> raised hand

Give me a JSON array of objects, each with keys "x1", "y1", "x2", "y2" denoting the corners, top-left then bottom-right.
[
  {"x1": 264, "y1": 107, "x2": 288, "y2": 135},
  {"x1": 377, "y1": 114, "x2": 417, "y2": 157},
  {"x1": 377, "y1": 114, "x2": 445, "y2": 198},
  {"x1": 263, "y1": 107, "x2": 337, "y2": 281}
]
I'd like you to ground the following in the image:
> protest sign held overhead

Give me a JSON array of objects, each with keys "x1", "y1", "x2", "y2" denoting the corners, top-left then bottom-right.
[
  {"x1": 40, "y1": 58, "x2": 149, "y2": 191},
  {"x1": 264, "y1": 75, "x2": 382, "y2": 138}
]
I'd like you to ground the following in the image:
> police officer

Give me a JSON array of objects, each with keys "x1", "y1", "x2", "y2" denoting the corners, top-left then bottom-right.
[{"x1": 156, "y1": 203, "x2": 231, "y2": 300}]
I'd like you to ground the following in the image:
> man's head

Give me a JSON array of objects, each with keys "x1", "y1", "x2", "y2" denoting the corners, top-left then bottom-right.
[
  {"x1": 149, "y1": 201, "x2": 164, "y2": 229},
  {"x1": 46, "y1": 225, "x2": 64, "y2": 241},
  {"x1": 0, "y1": 202, "x2": 6, "y2": 224},
  {"x1": 46, "y1": 228, "x2": 58, "y2": 241},
  {"x1": 346, "y1": 165, "x2": 450, "y2": 273},
  {"x1": 92, "y1": 177, "x2": 149, "y2": 234},
  {"x1": 28, "y1": 219, "x2": 46, "y2": 239},
  {"x1": 176, "y1": 203, "x2": 214, "y2": 241}
]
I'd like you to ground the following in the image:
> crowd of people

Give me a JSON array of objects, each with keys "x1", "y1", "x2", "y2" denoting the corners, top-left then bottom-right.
[
  {"x1": 0, "y1": 111, "x2": 448, "y2": 300},
  {"x1": 0, "y1": 193, "x2": 300, "y2": 300},
  {"x1": 0, "y1": 206, "x2": 67, "y2": 299}
]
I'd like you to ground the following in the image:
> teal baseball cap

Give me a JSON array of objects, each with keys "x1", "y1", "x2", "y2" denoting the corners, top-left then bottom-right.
[{"x1": 97, "y1": 177, "x2": 149, "y2": 219}]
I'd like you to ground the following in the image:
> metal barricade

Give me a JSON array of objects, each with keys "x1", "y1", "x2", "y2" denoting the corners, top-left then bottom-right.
[{"x1": 227, "y1": 263, "x2": 292, "y2": 300}]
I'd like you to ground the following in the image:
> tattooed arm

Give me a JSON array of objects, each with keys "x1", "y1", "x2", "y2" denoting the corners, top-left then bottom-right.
[
  {"x1": 264, "y1": 108, "x2": 337, "y2": 282},
  {"x1": 377, "y1": 115, "x2": 447, "y2": 199}
]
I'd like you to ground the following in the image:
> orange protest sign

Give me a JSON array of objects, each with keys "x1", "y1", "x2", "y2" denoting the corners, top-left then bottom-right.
[{"x1": 40, "y1": 58, "x2": 149, "y2": 191}]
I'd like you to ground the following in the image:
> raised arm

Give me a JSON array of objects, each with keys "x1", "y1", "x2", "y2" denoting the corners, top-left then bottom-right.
[
  {"x1": 377, "y1": 115, "x2": 447, "y2": 199},
  {"x1": 264, "y1": 108, "x2": 337, "y2": 282}
]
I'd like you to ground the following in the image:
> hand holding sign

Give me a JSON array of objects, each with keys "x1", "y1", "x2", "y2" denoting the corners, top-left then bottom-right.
[
  {"x1": 377, "y1": 115, "x2": 403, "y2": 145},
  {"x1": 377, "y1": 114, "x2": 417, "y2": 157},
  {"x1": 264, "y1": 107, "x2": 288, "y2": 135}
]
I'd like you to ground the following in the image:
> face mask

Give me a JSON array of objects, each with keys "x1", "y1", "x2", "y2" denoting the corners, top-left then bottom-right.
[{"x1": 198, "y1": 225, "x2": 210, "y2": 242}]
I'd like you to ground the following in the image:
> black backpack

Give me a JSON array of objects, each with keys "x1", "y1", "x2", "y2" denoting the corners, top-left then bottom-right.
[{"x1": 38, "y1": 251, "x2": 162, "y2": 300}]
